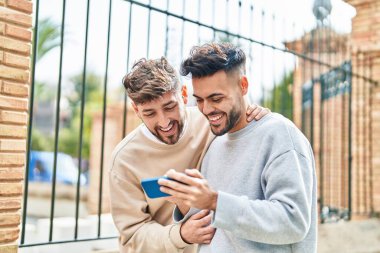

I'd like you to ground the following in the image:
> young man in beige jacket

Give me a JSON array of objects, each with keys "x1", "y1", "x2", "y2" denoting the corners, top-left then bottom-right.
[{"x1": 109, "y1": 57, "x2": 269, "y2": 253}]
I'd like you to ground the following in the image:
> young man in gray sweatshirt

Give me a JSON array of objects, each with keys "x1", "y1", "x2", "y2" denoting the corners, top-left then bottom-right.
[{"x1": 159, "y1": 43, "x2": 317, "y2": 252}]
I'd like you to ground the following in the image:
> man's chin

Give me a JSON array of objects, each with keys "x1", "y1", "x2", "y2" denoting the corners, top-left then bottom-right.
[
  {"x1": 210, "y1": 125, "x2": 228, "y2": 136},
  {"x1": 160, "y1": 135, "x2": 179, "y2": 145}
]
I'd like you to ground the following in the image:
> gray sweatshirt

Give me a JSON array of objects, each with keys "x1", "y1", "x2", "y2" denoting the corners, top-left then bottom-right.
[{"x1": 175, "y1": 113, "x2": 317, "y2": 253}]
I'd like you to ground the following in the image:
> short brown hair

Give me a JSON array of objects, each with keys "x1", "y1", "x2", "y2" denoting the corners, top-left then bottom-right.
[
  {"x1": 180, "y1": 43, "x2": 246, "y2": 78},
  {"x1": 122, "y1": 57, "x2": 180, "y2": 104}
]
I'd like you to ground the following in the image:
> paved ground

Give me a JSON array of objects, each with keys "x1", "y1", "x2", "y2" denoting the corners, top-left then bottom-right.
[{"x1": 318, "y1": 218, "x2": 380, "y2": 253}]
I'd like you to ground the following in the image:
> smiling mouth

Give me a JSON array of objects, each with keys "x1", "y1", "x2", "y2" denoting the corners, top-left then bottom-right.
[
  {"x1": 208, "y1": 114, "x2": 223, "y2": 125},
  {"x1": 159, "y1": 122, "x2": 174, "y2": 132}
]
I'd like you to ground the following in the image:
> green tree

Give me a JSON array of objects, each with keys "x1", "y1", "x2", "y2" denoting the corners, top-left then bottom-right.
[
  {"x1": 264, "y1": 71, "x2": 294, "y2": 120},
  {"x1": 31, "y1": 17, "x2": 61, "y2": 151},
  {"x1": 59, "y1": 72, "x2": 103, "y2": 159},
  {"x1": 36, "y1": 18, "x2": 61, "y2": 62}
]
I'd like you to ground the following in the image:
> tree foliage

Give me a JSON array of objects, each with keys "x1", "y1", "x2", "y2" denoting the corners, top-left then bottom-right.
[{"x1": 264, "y1": 71, "x2": 294, "y2": 120}]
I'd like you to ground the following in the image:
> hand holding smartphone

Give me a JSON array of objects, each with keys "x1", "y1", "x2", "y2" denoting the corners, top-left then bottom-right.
[{"x1": 141, "y1": 176, "x2": 172, "y2": 198}]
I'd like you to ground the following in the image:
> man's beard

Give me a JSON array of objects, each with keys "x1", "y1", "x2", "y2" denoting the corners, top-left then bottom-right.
[
  {"x1": 153, "y1": 120, "x2": 184, "y2": 145},
  {"x1": 210, "y1": 107, "x2": 241, "y2": 136}
]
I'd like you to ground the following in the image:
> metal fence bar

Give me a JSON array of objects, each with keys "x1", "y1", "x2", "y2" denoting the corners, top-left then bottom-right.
[
  {"x1": 212, "y1": 0, "x2": 216, "y2": 41},
  {"x1": 237, "y1": 0, "x2": 242, "y2": 44},
  {"x1": 164, "y1": 0, "x2": 169, "y2": 57},
  {"x1": 22, "y1": 0, "x2": 379, "y2": 248},
  {"x1": 49, "y1": 0, "x2": 67, "y2": 242},
  {"x1": 260, "y1": 10, "x2": 265, "y2": 106},
  {"x1": 301, "y1": 27, "x2": 307, "y2": 133},
  {"x1": 248, "y1": 3, "x2": 254, "y2": 102},
  {"x1": 119, "y1": 0, "x2": 377, "y2": 84},
  {"x1": 309, "y1": 26, "x2": 315, "y2": 148},
  {"x1": 348, "y1": 55, "x2": 353, "y2": 220},
  {"x1": 98, "y1": 0, "x2": 113, "y2": 237},
  {"x1": 180, "y1": 0, "x2": 185, "y2": 59},
  {"x1": 368, "y1": 56, "x2": 374, "y2": 214},
  {"x1": 146, "y1": 0, "x2": 152, "y2": 58},
  {"x1": 271, "y1": 14, "x2": 276, "y2": 111},
  {"x1": 74, "y1": 0, "x2": 91, "y2": 239},
  {"x1": 361, "y1": 52, "x2": 368, "y2": 213},
  {"x1": 122, "y1": 2, "x2": 133, "y2": 139},
  {"x1": 281, "y1": 17, "x2": 286, "y2": 115},
  {"x1": 197, "y1": 0, "x2": 201, "y2": 45},
  {"x1": 225, "y1": 0, "x2": 229, "y2": 40},
  {"x1": 21, "y1": 0, "x2": 40, "y2": 245},
  {"x1": 19, "y1": 236, "x2": 117, "y2": 248}
]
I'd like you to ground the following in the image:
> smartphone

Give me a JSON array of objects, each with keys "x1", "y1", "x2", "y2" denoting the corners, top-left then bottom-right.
[{"x1": 141, "y1": 176, "x2": 172, "y2": 199}]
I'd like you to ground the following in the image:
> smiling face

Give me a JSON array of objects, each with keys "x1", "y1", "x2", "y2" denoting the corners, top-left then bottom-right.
[
  {"x1": 133, "y1": 91, "x2": 186, "y2": 145},
  {"x1": 192, "y1": 70, "x2": 249, "y2": 136}
]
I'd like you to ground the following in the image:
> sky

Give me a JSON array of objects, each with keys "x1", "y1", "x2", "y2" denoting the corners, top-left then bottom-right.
[{"x1": 34, "y1": 0, "x2": 356, "y2": 105}]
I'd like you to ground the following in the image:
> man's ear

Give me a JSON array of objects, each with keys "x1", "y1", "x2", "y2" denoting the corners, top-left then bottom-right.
[
  {"x1": 181, "y1": 85, "x2": 188, "y2": 105},
  {"x1": 240, "y1": 76, "x2": 249, "y2": 95}
]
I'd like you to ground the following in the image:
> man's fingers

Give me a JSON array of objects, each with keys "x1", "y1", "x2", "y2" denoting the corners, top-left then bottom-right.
[
  {"x1": 246, "y1": 104, "x2": 258, "y2": 115},
  {"x1": 185, "y1": 169, "x2": 203, "y2": 179},
  {"x1": 199, "y1": 213, "x2": 212, "y2": 226},
  {"x1": 201, "y1": 225, "x2": 216, "y2": 236},
  {"x1": 189, "y1": 209, "x2": 210, "y2": 220},
  {"x1": 166, "y1": 170, "x2": 200, "y2": 185},
  {"x1": 160, "y1": 186, "x2": 190, "y2": 199},
  {"x1": 255, "y1": 108, "x2": 271, "y2": 120},
  {"x1": 246, "y1": 105, "x2": 262, "y2": 122},
  {"x1": 158, "y1": 177, "x2": 191, "y2": 193}
]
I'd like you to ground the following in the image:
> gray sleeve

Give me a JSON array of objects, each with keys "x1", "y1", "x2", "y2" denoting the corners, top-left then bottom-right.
[
  {"x1": 173, "y1": 207, "x2": 201, "y2": 224},
  {"x1": 212, "y1": 150, "x2": 314, "y2": 244}
]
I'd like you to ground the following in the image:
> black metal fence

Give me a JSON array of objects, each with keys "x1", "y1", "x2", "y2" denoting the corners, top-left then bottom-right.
[{"x1": 21, "y1": 0, "x2": 377, "y2": 248}]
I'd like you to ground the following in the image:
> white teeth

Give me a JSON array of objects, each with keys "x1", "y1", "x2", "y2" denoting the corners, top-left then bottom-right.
[
  {"x1": 209, "y1": 114, "x2": 222, "y2": 121},
  {"x1": 160, "y1": 123, "x2": 173, "y2": 132}
]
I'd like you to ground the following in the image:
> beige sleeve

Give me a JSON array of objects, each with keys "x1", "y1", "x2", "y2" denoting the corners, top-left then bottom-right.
[{"x1": 109, "y1": 169, "x2": 191, "y2": 253}]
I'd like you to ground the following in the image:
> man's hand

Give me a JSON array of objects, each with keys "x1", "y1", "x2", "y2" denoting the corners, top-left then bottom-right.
[
  {"x1": 246, "y1": 104, "x2": 270, "y2": 122},
  {"x1": 158, "y1": 169, "x2": 218, "y2": 210},
  {"x1": 180, "y1": 210, "x2": 216, "y2": 244}
]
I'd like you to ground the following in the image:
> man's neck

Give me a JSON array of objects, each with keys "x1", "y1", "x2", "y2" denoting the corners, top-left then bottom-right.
[{"x1": 228, "y1": 102, "x2": 249, "y2": 133}]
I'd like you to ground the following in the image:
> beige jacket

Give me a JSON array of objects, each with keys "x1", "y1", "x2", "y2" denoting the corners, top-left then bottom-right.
[{"x1": 109, "y1": 107, "x2": 214, "y2": 253}]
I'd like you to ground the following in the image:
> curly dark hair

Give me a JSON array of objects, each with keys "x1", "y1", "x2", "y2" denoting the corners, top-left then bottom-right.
[
  {"x1": 180, "y1": 43, "x2": 246, "y2": 78},
  {"x1": 122, "y1": 57, "x2": 180, "y2": 104}
]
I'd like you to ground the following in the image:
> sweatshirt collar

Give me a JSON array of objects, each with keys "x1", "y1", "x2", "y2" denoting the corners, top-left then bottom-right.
[{"x1": 226, "y1": 113, "x2": 272, "y2": 141}]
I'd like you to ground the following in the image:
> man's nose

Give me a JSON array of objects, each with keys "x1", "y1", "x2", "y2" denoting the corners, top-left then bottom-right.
[
  {"x1": 158, "y1": 113, "x2": 170, "y2": 128},
  {"x1": 202, "y1": 101, "x2": 214, "y2": 116}
]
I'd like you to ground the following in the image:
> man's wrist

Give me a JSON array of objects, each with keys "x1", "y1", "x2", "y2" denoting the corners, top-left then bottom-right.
[
  {"x1": 179, "y1": 223, "x2": 192, "y2": 244},
  {"x1": 178, "y1": 205, "x2": 190, "y2": 215},
  {"x1": 210, "y1": 191, "x2": 218, "y2": 210},
  {"x1": 170, "y1": 224, "x2": 191, "y2": 248}
]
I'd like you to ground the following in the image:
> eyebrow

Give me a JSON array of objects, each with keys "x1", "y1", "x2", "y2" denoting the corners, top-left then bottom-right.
[{"x1": 193, "y1": 93, "x2": 224, "y2": 99}]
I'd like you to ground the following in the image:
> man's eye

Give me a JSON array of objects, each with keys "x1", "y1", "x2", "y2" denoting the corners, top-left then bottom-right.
[
  {"x1": 144, "y1": 113, "x2": 155, "y2": 117},
  {"x1": 212, "y1": 98, "x2": 222, "y2": 103},
  {"x1": 165, "y1": 105, "x2": 176, "y2": 111}
]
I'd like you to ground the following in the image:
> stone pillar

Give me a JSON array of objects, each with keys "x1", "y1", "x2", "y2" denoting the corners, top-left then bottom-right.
[
  {"x1": 345, "y1": 0, "x2": 380, "y2": 218},
  {"x1": 0, "y1": 0, "x2": 33, "y2": 252}
]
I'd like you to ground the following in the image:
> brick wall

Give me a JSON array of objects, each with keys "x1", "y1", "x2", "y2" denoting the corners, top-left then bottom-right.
[
  {"x1": 291, "y1": 0, "x2": 380, "y2": 219},
  {"x1": 290, "y1": 29, "x2": 352, "y2": 215},
  {"x1": 346, "y1": 0, "x2": 380, "y2": 217},
  {"x1": 0, "y1": 0, "x2": 32, "y2": 251}
]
